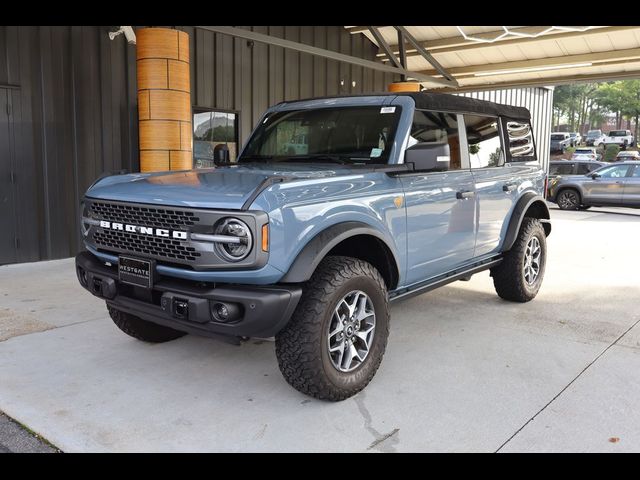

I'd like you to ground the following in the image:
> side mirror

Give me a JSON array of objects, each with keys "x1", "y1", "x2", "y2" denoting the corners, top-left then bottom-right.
[
  {"x1": 591, "y1": 173, "x2": 600, "y2": 179},
  {"x1": 405, "y1": 142, "x2": 450, "y2": 172},
  {"x1": 213, "y1": 144, "x2": 230, "y2": 165}
]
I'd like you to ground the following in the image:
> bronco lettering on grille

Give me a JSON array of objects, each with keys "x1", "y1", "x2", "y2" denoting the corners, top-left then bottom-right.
[{"x1": 99, "y1": 220, "x2": 187, "y2": 240}]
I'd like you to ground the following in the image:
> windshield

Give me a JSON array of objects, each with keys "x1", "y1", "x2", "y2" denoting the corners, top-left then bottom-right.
[
  {"x1": 240, "y1": 106, "x2": 402, "y2": 164},
  {"x1": 587, "y1": 130, "x2": 601, "y2": 137},
  {"x1": 551, "y1": 134, "x2": 566, "y2": 141}
]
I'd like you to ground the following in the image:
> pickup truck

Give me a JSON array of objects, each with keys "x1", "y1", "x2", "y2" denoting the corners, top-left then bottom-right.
[
  {"x1": 75, "y1": 92, "x2": 551, "y2": 401},
  {"x1": 585, "y1": 129, "x2": 606, "y2": 147},
  {"x1": 603, "y1": 129, "x2": 635, "y2": 149},
  {"x1": 550, "y1": 132, "x2": 572, "y2": 153}
]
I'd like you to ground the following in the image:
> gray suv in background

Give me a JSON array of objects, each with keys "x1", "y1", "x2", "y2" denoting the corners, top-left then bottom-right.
[{"x1": 548, "y1": 161, "x2": 640, "y2": 209}]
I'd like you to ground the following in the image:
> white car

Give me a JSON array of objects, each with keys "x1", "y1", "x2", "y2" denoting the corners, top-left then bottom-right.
[
  {"x1": 572, "y1": 147, "x2": 602, "y2": 161},
  {"x1": 603, "y1": 129, "x2": 635, "y2": 148}
]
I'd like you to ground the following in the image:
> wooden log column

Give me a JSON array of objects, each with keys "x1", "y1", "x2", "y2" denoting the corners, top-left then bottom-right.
[{"x1": 137, "y1": 28, "x2": 192, "y2": 172}]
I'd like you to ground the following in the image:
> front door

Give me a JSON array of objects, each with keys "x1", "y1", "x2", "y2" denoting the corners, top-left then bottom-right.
[
  {"x1": 582, "y1": 164, "x2": 632, "y2": 205},
  {"x1": 400, "y1": 110, "x2": 476, "y2": 285},
  {"x1": 623, "y1": 164, "x2": 640, "y2": 206},
  {"x1": 0, "y1": 88, "x2": 18, "y2": 264}
]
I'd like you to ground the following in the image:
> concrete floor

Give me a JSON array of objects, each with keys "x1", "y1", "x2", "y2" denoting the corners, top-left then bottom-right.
[{"x1": 0, "y1": 206, "x2": 639, "y2": 452}]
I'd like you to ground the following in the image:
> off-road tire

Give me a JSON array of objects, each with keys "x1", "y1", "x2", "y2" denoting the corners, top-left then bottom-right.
[
  {"x1": 107, "y1": 304, "x2": 186, "y2": 342},
  {"x1": 491, "y1": 218, "x2": 547, "y2": 303},
  {"x1": 275, "y1": 256, "x2": 390, "y2": 401},
  {"x1": 557, "y1": 188, "x2": 581, "y2": 210}
]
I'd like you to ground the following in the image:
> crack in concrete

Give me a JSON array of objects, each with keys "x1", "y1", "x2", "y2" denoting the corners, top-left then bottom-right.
[
  {"x1": 355, "y1": 393, "x2": 399, "y2": 452},
  {"x1": 495, "y1": 317, "x2": 640, "y2": 453}
]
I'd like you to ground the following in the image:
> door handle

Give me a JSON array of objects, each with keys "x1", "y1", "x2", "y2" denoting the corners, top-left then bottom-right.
[
  {"x1": 503, "y1": 183, "x2": 517, "y2": 192},
  {"x1": 456, "y1": 190, "x2": 475, "y2": 200}
]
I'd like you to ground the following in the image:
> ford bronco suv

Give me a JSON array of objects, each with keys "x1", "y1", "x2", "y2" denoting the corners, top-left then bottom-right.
[{"x1": 75, "y1": 92, "x2": 551, "y2": 401}]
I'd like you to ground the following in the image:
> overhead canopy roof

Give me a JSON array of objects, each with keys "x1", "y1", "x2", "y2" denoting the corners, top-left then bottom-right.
[{"x1": 347, "y1": 26, "x2": 640, "y2": 91}]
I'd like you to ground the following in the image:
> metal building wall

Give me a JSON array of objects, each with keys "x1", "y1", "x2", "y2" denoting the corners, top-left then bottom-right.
[
  {"x1": 0, "y1": 26, "x2": 397, "y2": 264},
  {"x1": 456, "y1": 87, "x2": 554, "y2": 171}
]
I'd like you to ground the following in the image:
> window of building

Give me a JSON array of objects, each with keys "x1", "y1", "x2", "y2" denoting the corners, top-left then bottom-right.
[
  {"x1": 410, "y1": 110, "x2": 462, "y2": 170},
  {"x1": 193, "y1": 110, "x2": 238, "y2": 168},
  {"x1": 505, "y1": 121, "x2": 536, "y2": 161},
  {"x1": 464, "y1": 115, "x2": 504, "y2": 169}
]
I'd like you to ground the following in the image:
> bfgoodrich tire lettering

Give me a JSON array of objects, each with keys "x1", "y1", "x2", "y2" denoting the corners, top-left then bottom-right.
[
  {"x1": 107, "y1": 304, "x2": 187, "y2": 342},
  {"x1": 275, "y1": 256, "x2": 390, "y2": 401},
  {"x1": 491, "y1": 218, "x2": 547, "y2": 303}
]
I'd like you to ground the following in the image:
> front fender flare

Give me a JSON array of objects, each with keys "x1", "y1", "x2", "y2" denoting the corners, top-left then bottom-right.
[
  {"x1": 280, "y1": 221, "x2": 400, "y2": 284},
  {"x1": 502, "y1": 193, "x2": 551, "y2": 252}
]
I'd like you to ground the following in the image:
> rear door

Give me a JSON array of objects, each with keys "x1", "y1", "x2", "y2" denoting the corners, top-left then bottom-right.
[{"x1": 623, "y1": 164, "x2": 640, "y2": 206}]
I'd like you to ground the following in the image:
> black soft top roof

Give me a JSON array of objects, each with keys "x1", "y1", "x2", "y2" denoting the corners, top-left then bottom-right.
[
  {"x1": 280, "y1": 91, "x2": 531, "y2": 121},
  {"x1": 403, "y1": 92, "x2": 531, "y2": 120}
]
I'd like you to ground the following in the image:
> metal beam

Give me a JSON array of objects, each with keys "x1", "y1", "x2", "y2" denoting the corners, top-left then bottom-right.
[
  {"x1": 394, "y1": 26, "x2": 458, "y2": 86},
  {"x1": 396, "y1": 28, "x2": 407, "y2": 81},
  {"x1": 367, "y1": 27, "x2": 402, "y2": 69},
  {"x1": 377, "y1": 25, "x2": 624, "y2": 60},
  {"x1": 433, "y1": 70, "x2": 640, "y2": 93},
  {"x1": 196, "y1": 25, "x2": 454, "y2": 86},
  {"x1": 416, "y1": 47, "x2": 640, "y2": 78}
]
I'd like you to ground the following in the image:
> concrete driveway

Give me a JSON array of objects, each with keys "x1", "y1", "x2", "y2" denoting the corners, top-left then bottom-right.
[{"x1": 1, "y1": 206, "x2": 639, "y2": 452}]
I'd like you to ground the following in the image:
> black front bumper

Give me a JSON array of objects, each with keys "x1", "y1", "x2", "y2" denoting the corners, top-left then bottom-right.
[{"x1": 75, "y1": 251, "x2": 302, "y2": 340}]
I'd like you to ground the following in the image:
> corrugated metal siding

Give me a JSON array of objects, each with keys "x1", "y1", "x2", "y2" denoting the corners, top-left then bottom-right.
[
  {"x1": 456, "y1": 87, "x2": 554, "y2": 171},
  {"x1": 0, "y1": 25, "x2": 398, "y2": 264}
]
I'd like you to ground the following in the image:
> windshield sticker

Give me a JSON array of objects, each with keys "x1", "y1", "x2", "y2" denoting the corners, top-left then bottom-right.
[
  {"x1": 370, "y1": 148, "x2": 383, "y2": 158},
  {"x1": 380, "y1": 107, "x2": 396, "y2": 114}
]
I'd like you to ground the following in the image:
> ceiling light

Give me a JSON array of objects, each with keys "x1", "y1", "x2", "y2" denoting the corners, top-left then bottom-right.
[
  {"x1": 457, "y1": 26, "x2": 597, "y2": 44},
  {"x1": 474, "y1": 62, "x2": 593, "y2": 77}
]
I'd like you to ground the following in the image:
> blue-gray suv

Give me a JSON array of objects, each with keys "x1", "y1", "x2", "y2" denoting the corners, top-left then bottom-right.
[{"x1": 75, "y1": 92, "x2": 551, "y2": 400}]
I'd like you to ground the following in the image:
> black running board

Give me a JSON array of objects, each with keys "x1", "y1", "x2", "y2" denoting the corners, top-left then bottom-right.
[{"x1": 389, "y1": 257, "x2": 502, "y2": 303}]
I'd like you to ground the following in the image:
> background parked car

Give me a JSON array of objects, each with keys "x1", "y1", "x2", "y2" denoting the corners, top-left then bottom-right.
[
  {"x1": 569, "y1": 132, "x2": 582, "y2": 146},
  {"x1": 615, "y1": 150, "x2": 640, "y2": 161},
  {"x1": 572, "y1": 147, "x2": 602, "y2": 161},
  {"x1": 548, "y1": 161, "x2": 640, "y2": 210},
  {"x1": 550, "y1": 132, "x2": 572, "y2": 153},
  {"x1": 585, "y1": 129, "x2": 606, "y2": 147},
  {"x1": 603, "y1": 129, "x2": 635, "y2": 149}
]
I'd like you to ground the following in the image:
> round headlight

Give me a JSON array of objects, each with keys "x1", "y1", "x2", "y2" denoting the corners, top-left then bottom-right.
[{"x1": 214, "y1": 218, "x2": 253, "y2": 261}]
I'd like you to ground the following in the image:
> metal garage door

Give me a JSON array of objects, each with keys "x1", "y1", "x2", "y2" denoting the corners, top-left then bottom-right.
[{"x1": 0, "y1": 88, "x2": 18, "y2": 264}]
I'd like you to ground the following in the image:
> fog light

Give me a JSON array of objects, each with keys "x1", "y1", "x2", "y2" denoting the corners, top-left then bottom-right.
[
  {"x1": 216, "y1": 303, "x2": 229, "y2": 320},
  {"x1": 211, "y1": 302, "x2": 242, "y2": 323}
]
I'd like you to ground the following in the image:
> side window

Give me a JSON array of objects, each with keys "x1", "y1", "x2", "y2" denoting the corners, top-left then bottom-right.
[
  {"x1": 551, "y1": 163, "x2": 575, "y2": 175},
  {"x1": 576, "y1": 163, "x2": 595, "y2": 174},
  {"x1": 410, "y1": 110, "x2": 462, "y2": 170},
  {"x1": 464, "y1": 115, "x2": 504, "y2": 169},
  {"x1": 632, "y1": 166, "x2": 640, "y2": 178},
  {"x1": 505, "y1": 121, "x2": 536, "y2": 161},
  {"x1": 597, "y1": 165, "x2": 631, "y2": 178}
]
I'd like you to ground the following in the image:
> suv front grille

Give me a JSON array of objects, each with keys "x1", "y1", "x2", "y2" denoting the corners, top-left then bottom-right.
[
  {"x1": 90, "y1": 201, "x2": 200, "y2": 230},
  {"x1": 93, "y1": 230, "x2": 201, "y2": 262}
]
